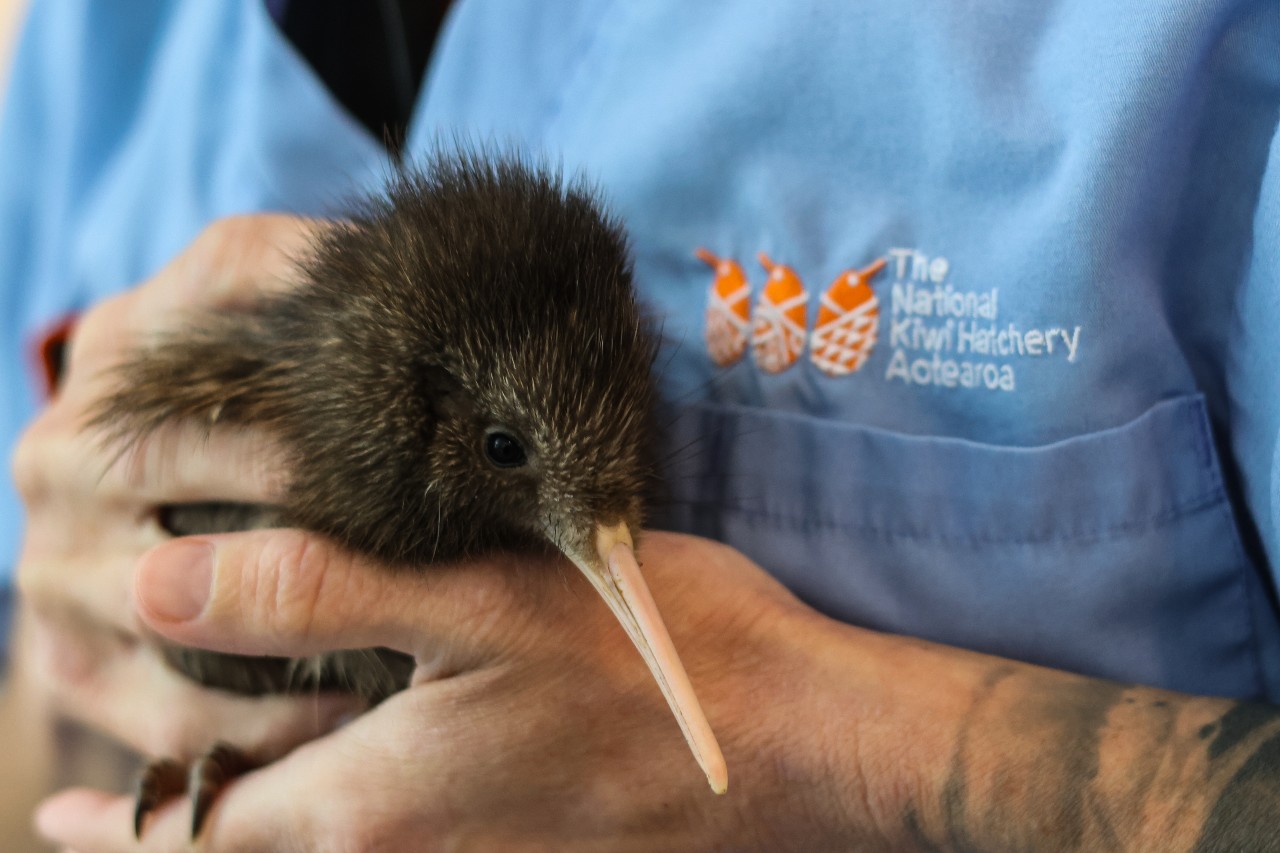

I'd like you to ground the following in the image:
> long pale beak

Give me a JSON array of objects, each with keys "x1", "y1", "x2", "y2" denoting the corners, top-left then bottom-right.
[{"x1": 564, "y1": 522, "x2": 728, "y2": 794}]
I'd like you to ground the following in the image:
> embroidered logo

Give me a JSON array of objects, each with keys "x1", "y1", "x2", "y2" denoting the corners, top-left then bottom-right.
[
  {"x1": 751, "y1": 253, "x2": 808, "y2": 374},
  {"x1": 809, "y1": 258, "x2": 886, "y2": 376},
  {"x1": 696, "y1": 245, "x2": 1085, "y2": 392},
  {"x1": 697, "y1": 248, "x2": 751, "y2": 367}
]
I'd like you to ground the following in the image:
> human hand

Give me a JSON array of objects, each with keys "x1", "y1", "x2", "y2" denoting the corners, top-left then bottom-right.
[
  {"x1": 11, "y1": 215, "x2": 361, "y2": 774},
  {"x1": 33, "y1": 529, "x2": 898, "y2": 852},
  {"x1": 47, "y1": 497, "x2": 1259, "y2": 853}
]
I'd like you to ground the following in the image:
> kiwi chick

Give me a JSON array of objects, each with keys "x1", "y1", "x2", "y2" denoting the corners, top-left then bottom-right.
[{"x1": 94, "y1": 153, "x2": 727, "y2": 839}]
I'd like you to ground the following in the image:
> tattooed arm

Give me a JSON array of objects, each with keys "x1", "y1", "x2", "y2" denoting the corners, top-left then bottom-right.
[{"x1": 807, "y1": 620, "x2": 1280, "y2": 852}]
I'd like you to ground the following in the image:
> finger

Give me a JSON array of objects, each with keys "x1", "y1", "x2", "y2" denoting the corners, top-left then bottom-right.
[
  {"x1": 133, "y1": 529, "x2": 543, "y2": 666},
  {"x1": 132, "y1": 214, "x2": 322, "y2": 311},
  {"x1": 37, "y1": 759, "x2": 313, "y2": 853},
  {"x1": 99, "y1": 421, "x2": 289, "y2": 506},
  {"x1": 62, "y1": 216, "x2": 323, "y2": 388},
  {"x1": 18, "y1": 543, "x2": 151, "y2": 660},
  {"x1": 36, "y1": 790, "x2": 239, "y2": 853},
  {"x1": 27, "y1": 611, "x2": 358, "y2": 761},
  {"x1": 36, "y1": 730, "x2": 363, "y2": 853},
  {"x1": 36, "y1": 789, "x2": 139, "y2": 853},
  {"x1": 18, "y1": 410, "x2": 287, "y2": 514},
  {"x1": 16, "y1": 338, "x2": 287, "y2": 516}
]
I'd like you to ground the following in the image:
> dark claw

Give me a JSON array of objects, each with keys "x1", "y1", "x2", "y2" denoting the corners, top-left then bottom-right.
[
  {"x1": 189, "y1": 742, "x2": 258, "y2": 839},
  {"x1": 134, "y1": 758, "x2": 188, "y2": 839}
]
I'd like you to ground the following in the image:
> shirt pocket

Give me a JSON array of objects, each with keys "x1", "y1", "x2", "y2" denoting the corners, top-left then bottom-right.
[{"x1": 655, "y1": 394, "x2": 1275, "y2": 700}]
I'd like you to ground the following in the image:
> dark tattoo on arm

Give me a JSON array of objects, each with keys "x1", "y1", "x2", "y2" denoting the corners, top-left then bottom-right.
[
  {"x1": 902, "y1": 667, "x2": 1280, "y2": 852},
  {"x1": 1193, "y1": 706, "x2": 1280, "y2": 853}
]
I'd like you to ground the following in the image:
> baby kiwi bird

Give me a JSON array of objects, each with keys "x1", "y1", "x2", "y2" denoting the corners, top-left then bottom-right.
[{"x1": 94, "y1": 152, "x2": 727, "y2": 839}]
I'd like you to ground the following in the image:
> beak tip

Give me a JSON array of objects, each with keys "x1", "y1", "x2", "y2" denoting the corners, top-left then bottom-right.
[{"x1": 698, "y1": 738, "x2": 729, "y2": 794}]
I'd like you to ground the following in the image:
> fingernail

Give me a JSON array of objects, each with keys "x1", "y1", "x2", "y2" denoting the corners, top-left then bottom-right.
[{"x1": 138, "y1": 540, "x2": 214, "y2": 622}]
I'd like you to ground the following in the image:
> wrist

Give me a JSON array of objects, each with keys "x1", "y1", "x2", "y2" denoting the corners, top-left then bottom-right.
[
  {"x1": 801, "y1": 622, "x2": 984, "y2": 850},
  {"x1": 718, "y1": 601, "x2": 944, "y2": 851}
]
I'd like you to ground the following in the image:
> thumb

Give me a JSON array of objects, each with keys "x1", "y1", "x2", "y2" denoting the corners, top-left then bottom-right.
[{"x1": 133, "y1": 529, "x2": 509, "y2": 663}]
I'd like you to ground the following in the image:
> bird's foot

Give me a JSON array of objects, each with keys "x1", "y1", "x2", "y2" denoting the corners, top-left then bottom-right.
[{"x1": 133, "y1": 742, "x2": 259, "y2": 840}]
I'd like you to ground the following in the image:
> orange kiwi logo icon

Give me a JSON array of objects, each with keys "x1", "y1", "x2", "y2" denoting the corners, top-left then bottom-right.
[
  {"x1": 751, "y1": 253, "x2": 809, "y2": 373},
  {"x1": 697, "y1": 248, "x2": 884, "y2": 377},
  {"x1": 809, "y1": 258, "x2": 886, "y2": 376},
  {"x1": 697, "y1": 248, "x2": 751, "y2": 367}
]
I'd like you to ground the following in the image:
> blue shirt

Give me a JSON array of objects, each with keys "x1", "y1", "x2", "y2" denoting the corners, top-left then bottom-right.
[{"x1": 3, "y1": 0, "x2": 1279, "y2": 701}]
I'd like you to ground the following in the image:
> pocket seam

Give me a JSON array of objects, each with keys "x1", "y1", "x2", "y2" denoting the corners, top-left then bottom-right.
[
  {"x1": 673, "y1": 487, "x2": 1229, "y2": 547},
  {"x1": 667, "y1": 394, "x2": 1226, "y2": 546}
]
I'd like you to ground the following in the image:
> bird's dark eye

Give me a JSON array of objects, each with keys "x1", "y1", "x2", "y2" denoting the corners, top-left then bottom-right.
[{"x1": 484, "y1": 430, "x2": 527, "y2": 468}]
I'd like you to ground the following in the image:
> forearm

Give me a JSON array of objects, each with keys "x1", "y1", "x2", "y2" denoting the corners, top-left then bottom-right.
[{"x1": 789, "y1": 614, "x2": 1280, "y2": 851}]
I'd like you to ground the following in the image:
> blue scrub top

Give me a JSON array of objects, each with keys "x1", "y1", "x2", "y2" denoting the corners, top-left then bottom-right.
[{"x1": 2, "y1": 0, "x2": 1279, "y2": 701}]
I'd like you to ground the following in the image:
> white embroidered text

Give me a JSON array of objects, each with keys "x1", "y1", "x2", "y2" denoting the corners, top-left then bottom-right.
[{"x1": 884, "y1": 248, "x2": 1084, "y2": 393}]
